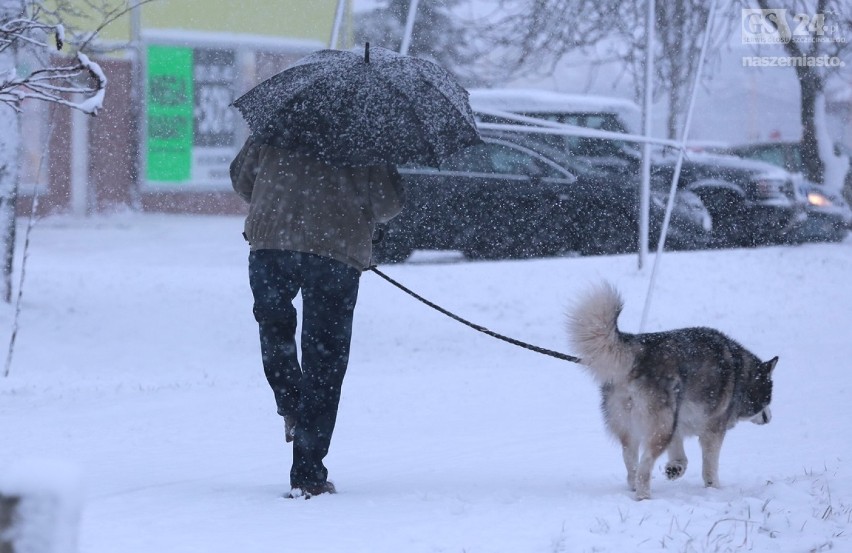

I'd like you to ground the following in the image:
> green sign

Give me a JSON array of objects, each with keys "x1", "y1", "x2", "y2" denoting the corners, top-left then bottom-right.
[{"x1": 146, "y1": 45, "x2": 193, "y2": 182}]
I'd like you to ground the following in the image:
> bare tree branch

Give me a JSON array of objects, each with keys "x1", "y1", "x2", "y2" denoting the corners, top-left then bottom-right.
[
  {"x1": 464, "y1": 0, "x2": 736, "y2": 138},
  {"x1": 0, "y1": 0, "x2": 150, "y2": 115}
]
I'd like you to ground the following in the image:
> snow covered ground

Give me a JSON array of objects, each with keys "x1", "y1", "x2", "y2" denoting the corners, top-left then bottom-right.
[{"x1": 1, "y1": 213, "x2": 850, "y2": 553}]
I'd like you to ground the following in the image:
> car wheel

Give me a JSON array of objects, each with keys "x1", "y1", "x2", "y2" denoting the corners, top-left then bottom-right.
[
  {"x1": 577, "y1": 211, "x2": 635, "y2": 256},
  {"x1": 696, "y1": 190, "x2": 747, "y2": 248},
  {"x1": 461, "y1": 235, "x2": 510, "y2": 260},
  {"x1": 372, "y1": 236, "x2": 413, "y2": 264},
  {"x1": 458, "y1": 207, "x2": 515, "y2": 260}
]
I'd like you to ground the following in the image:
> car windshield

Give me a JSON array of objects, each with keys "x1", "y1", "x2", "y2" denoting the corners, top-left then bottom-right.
[{"x1": 743, "y1": 146, "x2": 786, "y2": 168}]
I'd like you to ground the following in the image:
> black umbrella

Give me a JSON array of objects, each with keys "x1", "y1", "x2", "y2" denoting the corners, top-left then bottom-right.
[{"x1": 232, "y1": 44, "x2": 481, "y2": 167}]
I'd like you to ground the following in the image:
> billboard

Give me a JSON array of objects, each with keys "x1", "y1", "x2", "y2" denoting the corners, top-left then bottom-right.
[{"x1": 145, "y1": 44, "x2": 238, "y2": 188}]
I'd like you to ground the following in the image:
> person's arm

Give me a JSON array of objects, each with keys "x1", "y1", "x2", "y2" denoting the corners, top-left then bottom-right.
[
  {"x1": 230, "y1": 138, "x2": 263, "y2": 203},
  {"x1": 368, "y1": 165, "x2": 405, "y2": 224}
]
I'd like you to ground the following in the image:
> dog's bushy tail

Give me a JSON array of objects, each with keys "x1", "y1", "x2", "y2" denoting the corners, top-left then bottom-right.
[{"x1": 568, "y1": 282, "x2": 634, "y2": 384}]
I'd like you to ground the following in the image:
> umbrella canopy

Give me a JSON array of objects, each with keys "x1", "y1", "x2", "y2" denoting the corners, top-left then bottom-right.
[{"x1": 232, "y1": 44, "x2": 482, "y2": 168}]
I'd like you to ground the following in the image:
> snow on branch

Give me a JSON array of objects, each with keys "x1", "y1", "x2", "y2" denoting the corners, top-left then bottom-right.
[
  {"x1": 0, "y1": 1, "x2": 126, "y2": 116},
  {"x1": 0, "y1": 50, "x2": 106, "y2": 114},
  {"x1": 0, "y1": 4, "x2": 64, "y2": 53}
]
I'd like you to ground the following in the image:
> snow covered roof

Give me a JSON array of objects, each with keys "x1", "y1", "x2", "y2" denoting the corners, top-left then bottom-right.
[
  {"x1": 467, "y1": 88, "x2": 641, "y2": 116},
  {"x1": 142, "y1": 29, "x2": 324, "y2": 53}
]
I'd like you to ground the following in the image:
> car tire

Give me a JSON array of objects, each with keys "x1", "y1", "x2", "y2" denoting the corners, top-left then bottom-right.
[
  {"x1": 372, "y1": 237, "x2": 413, "y2": 264},
  {"x1": 577, "y1": 210, "x2": 635, "y2": 256},
  {"x1": 461, "y1": 236, "x2": 509, "y2": 260},
  {"x1": 695, "y1": 190, "x2": 748, "y2": 248}
]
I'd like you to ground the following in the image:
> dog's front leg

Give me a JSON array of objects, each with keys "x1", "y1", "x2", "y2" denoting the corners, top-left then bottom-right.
[{"x1": 699, "y1": 430, "x2": 725, "y2": 488}]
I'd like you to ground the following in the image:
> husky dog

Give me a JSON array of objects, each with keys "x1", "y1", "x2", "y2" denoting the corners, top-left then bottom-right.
[{"x1": 567, "y1": 282, "x2": 777, "y2": 500}]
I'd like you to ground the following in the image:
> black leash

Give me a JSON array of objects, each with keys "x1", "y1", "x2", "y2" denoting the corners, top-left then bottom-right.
[{"x1": 368, "y1": 266, "x2": 583, "y2": 364}]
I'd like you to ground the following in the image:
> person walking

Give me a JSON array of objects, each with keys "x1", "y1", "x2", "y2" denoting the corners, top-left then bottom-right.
[{"x1": 231, "y1": 137, "x2": 404, "y2": 498}]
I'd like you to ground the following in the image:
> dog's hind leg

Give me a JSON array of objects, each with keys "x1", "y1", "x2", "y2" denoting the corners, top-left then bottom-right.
[
  {"x1": 699, "y1": 430, "x2": 725, "y2": 488},
  {"x1": 617, "y1": 433, "x2": 639, "y2": 492},
  {"x1": 634, "y1": 404, "x2": 677, "y2": 500},
  {"x1": 634, "y1": 432, "x2": 670, "y2": 500},
  {"x1": 665, "y1": 434, "x2": 688, "y2": 480}
]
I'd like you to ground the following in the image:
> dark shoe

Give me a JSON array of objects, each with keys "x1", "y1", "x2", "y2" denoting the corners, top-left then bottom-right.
[
  {"x1": 284, "y1": 415, "x2": 296, "y2": 443},
  {"x1": 286, "y1": 481, "x2": 336, "y2": 499}
]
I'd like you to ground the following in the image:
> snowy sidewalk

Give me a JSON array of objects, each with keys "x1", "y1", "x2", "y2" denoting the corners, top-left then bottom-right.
[{"x1": 1, "y1": 214, "x2": 850, "y2": 552}]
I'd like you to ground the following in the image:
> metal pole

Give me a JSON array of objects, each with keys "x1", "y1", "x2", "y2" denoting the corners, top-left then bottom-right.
[
  {"x1": 329, "y1": 0, "x2": 346, "y2": 49},
  {"x1": 70, "y1": 100, "x2": 90, "y2": 215},
  {"x1": 640, "y1": 0, "x2": 719, "y2": 330},
  {"x1": 399, "y1": 0, "x2": 420, "y2": 55},
  {"x1": 638, "y1": 0, "x2": 654, "y2": 271},
  {"x1": 129, "y1": 1, "x2": 144, "y2": 210},
  {"x1": 130, "y1": 0, "x2": 141, "y2": 46}
]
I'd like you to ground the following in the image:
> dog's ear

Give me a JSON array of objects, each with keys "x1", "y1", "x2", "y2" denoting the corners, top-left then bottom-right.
[{"x1": 762, "y1": 356, "x2": 779, "y2": 375}]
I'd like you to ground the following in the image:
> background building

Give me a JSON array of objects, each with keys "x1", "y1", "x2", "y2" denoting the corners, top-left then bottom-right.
[{"x1": 21, "y1": 1, "x2": 353, "y2": 215}]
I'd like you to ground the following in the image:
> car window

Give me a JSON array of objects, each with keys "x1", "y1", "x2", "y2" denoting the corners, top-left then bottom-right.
[
  {"x1": 747, "y1": 146, "x2": 785, "y2": 168},
  {"x1": 443, "y1": 142, "x2": 564, "y2": 178},
  {"x1": 523, "y1": 112, "x2": 630, "y2": 157},
  {"x1": 790, "y1": 146, "x2": 804, "y2": 172},
  {"x1": 489, "y1": 145, "x2": 546, "y2": 175},
  {"x1": 441, "y1": 144, "x2": 495, "y2": 173}
]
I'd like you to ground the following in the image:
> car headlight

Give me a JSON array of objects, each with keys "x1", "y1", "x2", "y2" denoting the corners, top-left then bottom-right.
[{"x1": 807, "y1": 191, "x2": 833, "y2": 207}]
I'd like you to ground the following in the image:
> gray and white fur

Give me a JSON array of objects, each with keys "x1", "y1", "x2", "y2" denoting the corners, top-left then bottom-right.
[{"x1": 568, "y1": 282, "x2": 777, "y2": 500}]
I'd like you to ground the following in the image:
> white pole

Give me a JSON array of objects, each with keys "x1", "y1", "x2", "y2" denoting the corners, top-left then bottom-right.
[
  {"x1": 130, "y1": 0, "x2": 141, "y2": 46},
  {"x1": 70, "y1": 100, "x2": 90, "y2": 215},
  {"x1": 399, "y1": 0, "x2": 420, "y2": 55},
  {"x1": 130, "y1": 1, "x2": 143, "y2": 210},
  {"x1": 638, "y1": 0, "x2": 654, "y2": 271},
  {"x1": 640, "y1": 0, "x2": 719, "y2": 330},
  {"x1": 329, "y1": 0, "x2": 346, "y2": 49}
]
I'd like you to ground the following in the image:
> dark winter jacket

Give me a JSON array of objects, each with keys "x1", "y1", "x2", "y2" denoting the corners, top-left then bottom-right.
[{"x1": 230, "y1": 138, "x2": 404, "y2": 270}]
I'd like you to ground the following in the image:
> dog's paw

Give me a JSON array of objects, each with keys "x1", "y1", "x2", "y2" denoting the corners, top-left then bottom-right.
[
  {"x1": 634, "y1": 488, "x2": 651, "y2": 501},
  {"x1": 665, "y1": 460, "x2": 687, "y2": 480}
]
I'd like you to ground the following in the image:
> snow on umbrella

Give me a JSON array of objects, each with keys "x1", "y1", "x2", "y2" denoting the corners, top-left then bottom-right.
[{"x1": 231, "y1": 43, "x2": 482, "y2": 167}]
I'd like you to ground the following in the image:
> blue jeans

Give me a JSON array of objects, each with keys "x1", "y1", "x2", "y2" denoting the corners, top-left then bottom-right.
[{"x1": 248, "y1": 250, "x2": 360, "y2": 489}]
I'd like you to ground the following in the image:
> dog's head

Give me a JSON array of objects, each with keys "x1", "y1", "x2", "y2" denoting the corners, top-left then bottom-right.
[{"x1": 742, "y1": 356, "x2": 778, "y2": 425}]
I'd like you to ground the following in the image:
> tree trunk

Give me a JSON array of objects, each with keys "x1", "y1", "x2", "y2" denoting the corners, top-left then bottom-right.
[
  {"x1": 0, "y1": 120, "x2": 19, "y2": 306},
  {"x1": 755, "y1": 0, "x2": 831, "y2": 186},
  {"x1": 0, "y1": 0, "x2": 23, "y2": 303},
  {"x1": 799, "y1": 71, "x2": 825, "y2": 184},
  {"x1": 662, "y1": 0, "x2": 688, "y2": 140},
  {"x1": 0, "y1": 169, "x2": 16, "y2": 304}
]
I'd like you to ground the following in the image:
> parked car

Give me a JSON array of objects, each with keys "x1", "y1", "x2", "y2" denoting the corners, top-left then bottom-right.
[
  {"x1": 722, "y1": 140, "x2": 851, "y2": 186},
  {"x1": 469, "y1": 88, "x2": 804, "y2": 248},
  {"x1": 787, "y1": 177, "x2": 852, "y2": 242},
  {"x1": 485, "y1": 130, "x2": 713, "y2": 250},
  {"x1": 371, "y1": 135, "x2": 711, "y2": 263},
  {"x1": 721, "y1": 140, "x2": 852, "y2": 241},
  {"x1": 651, "y1": 150, "x2": 804, "y2": 247}
]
